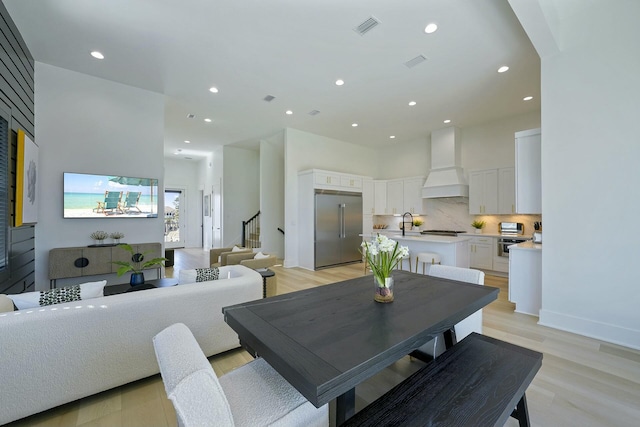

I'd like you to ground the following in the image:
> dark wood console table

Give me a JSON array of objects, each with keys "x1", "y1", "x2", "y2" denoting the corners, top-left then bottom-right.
[{"x1": 104, "y1": 278, "x2": 177, "y2": 296}]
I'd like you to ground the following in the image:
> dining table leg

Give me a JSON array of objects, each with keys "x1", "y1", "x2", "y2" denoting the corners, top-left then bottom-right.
[
  {"x1": 443, "y1": 327, "x2": 457, "y2": 349},
  {"x1": 336, "y1": 388, "x2": 356, "y2": 425}
]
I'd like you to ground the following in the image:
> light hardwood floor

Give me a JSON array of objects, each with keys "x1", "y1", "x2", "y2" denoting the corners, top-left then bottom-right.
[{"x1": 8, "y1": 248, "x2": 640, "y2": 427}]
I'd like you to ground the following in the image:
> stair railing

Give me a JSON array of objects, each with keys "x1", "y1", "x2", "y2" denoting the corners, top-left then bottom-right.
[{"x1": 242, "y1": 210, "x2": 260, "y2": 248}]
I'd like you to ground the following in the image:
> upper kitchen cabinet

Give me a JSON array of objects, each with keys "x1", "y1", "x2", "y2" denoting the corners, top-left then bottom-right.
[
  {"x1": 373, "y1": 180, "x2": 387, "y2": 215},
  {"x1": 469, "y1": 169, "x2": 498, "y2": 214},
  {"x1": 312, "y1": 169, "x2": 363, "y2": 192},
  {"x1": 386, "y1": 179, "x2": 404, "y2": 215},
  {"x1": 403, "y1": 176, "x2": 425, "y2": 214},
  {"x1": 515, "y1": 129, "x2": 542, "y2": 214},
  {"x1": 362, "y1": 178, "x2": 374, "y2": 215},
  {"x1": 498, "y1": 167, "x2": 515, "y2": 214}
]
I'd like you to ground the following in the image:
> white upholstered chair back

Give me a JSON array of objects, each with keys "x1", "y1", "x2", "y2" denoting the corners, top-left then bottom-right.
[
  {"x1": 417, "y1": 265, "x2": 485, "y2": 358},
  {"x1": 153, "y1": 323, "x2": 328, "y2": 427}
]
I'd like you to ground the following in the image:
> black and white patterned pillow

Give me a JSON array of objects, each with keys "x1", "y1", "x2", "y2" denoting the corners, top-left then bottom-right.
[
  {"x1": 39, "y1": 285, "x2": 82, "y2": 306},
  {"x1": 195, "y1": 267, "x2": 220, "y2": 282}
]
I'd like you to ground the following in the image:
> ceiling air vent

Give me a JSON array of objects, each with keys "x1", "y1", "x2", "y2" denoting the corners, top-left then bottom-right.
[
  {"x1": 186, "y1": 113, "x2": 195, "y2": 119},
  {"x1": 263, "y1": 95, "x2": 276, "y2": 102},
  {"x1": 308, "y1": 110, "x2": 321, "y2": 116},
  {"x1": 404, "y1": 55, "x2": 428, "y2": 69},
  {"x1": 354, "y1": 16, "x2": 381, "y2": 36}
]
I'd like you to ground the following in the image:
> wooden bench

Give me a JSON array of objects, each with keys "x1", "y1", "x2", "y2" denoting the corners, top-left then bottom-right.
[{"x1": 342, "y1": 333, "x2": 542, "y2": 427}]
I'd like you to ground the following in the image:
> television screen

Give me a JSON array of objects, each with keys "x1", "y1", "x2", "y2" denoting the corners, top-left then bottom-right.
[{"x1": 63, "y1": 172, "x2": 159, "y2": 218}]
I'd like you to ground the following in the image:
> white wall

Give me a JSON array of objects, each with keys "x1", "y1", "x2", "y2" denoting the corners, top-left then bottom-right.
[
  {"x1": 513, "y1": 1, "x2": 640, "y2": 349},
  {"x1": 222, "y1": 146, "x2": 259, "y2": 246},
  {"x1": 164, "y1": 158, "x2": 201, "y2": 247},
  {"x1": 284, "y1": 128, "x2": 377, "y2": 267},
  {"x1": 34, "y1": 63, "x2": 165, "y2": 289},
  {"x1": 374, "y1": 136, "x2": 429, "y2": 180},
  {"x1": 260, "y1": 132, "x2": 285, "y2": 258}
]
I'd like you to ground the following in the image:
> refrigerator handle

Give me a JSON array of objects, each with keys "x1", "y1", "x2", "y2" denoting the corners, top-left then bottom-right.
[{"x1": 340, "y1": 203, "x2": 346, "y2": 238}]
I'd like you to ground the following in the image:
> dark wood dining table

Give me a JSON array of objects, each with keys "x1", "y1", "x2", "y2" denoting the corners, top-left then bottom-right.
[{"x1": 222, "y1": 270, "x2": 499, "y2": 425}]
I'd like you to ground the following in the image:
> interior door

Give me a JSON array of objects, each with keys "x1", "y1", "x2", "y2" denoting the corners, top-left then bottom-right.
[
  {"x1": 341, "y1": 194, "x2": 363, "y2": 263},
  {"x1": 164, "y1": 188, "x2": 185, "y2": 248},
  {"x1": 315, "y1": 193, "x2": 341, "y2": 268}
]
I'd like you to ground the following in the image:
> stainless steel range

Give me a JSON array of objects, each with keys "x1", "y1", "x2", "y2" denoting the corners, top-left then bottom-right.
[
  {"x1": 421, "y1": 230, "x2": 467, "y2": 236},
  {"x1": 497, "y1": 222, "x2": 528, "y2": 257}
]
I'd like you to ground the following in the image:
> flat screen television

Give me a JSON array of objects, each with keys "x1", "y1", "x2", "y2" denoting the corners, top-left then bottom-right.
[{"x1": 63, "y1": 172, "x2": 158, "y2": 218}]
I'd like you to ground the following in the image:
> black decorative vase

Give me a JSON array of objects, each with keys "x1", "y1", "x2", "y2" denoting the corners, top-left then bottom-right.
[{"x1": 130, "y1": 272, "x2": 145, "y2": 286}]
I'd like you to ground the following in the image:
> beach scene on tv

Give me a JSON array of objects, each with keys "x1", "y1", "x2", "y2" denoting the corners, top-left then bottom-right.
[{"x1": 63, "y1": 173, "x2": 159, "y2": 218}]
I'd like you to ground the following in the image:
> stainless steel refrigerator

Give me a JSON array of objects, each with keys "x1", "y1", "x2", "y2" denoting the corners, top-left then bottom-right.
[{"x1": 314, "y1": 190, "x2": 363, "y2": 269}]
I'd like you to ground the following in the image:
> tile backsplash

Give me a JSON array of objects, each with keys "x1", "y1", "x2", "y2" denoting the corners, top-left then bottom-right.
[{"x1": 372, "y1": 198, "x2": 542, "y2": 236}]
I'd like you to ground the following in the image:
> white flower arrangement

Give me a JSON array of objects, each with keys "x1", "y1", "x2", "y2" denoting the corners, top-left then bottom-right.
[{"x1": 361, "y1": 234, "x2": 409, "y2": 288}]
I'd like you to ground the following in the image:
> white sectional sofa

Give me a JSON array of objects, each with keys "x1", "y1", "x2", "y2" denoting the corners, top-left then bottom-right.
[{"x1": 0, "y1": 265, "x2": 262, "y2": 425}]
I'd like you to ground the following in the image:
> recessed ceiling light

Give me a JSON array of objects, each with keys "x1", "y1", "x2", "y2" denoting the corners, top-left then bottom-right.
[
  {"x1": 408, "y1": 101, "x2": 417, "y2": 106},
  {"x1": 90, "y1": 51, "x2": 104, "y2": 59},
  {"x1": 184, "y1": 140, "x2": 190, "y2": 144},
  {"x1": 390, "y1": 135, "x2": 396, "y2": 139},
  {"x1": 443, "y1": 119, "x2": 451, "y2": 124},
  {"x1": 335, "y1": 79, "x2": 345, "y2": 86},
  {"x1": 285, "y1": 110, "x2": 293, "y2": 115},
  {"x1": 204, "y1": 118, "x2": 212, "y2": 122},
  {"x1": 424, "y1": 23, "x2": 438, "y2": 34},
  {"x1": 523, "y1": 96, "x2": 533, "y2": 101},
  {"x1": 209, "y1": 87, "x2": 219, "y2": 93},
  {"x1": 352, "y1": 123, "x2": 358, "y2": 127},
  {"x1": 497, "y1": 66, "x2": 509, "y2": 73}
]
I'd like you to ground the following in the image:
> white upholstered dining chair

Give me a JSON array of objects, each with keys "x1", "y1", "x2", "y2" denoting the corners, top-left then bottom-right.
[
  {"x1": 153, "y1": 323, "x2": 328, "y2": 427},
  {"x1": 417, "y1": 264, "x2": 485, "y2": 358}
]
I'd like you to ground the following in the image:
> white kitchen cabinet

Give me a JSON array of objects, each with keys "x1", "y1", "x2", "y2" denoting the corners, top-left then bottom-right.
[
  {"x1": 403, "y1": 176, "x2": 425, "y2": 214},
  {"x1": 373, "y1": 180, "x2": 387, "y2": 215},
  {"x1": 306, "y1": 169, "x2": 366, "y2": 193},
  {"x1": 515, "y1": 128, "x2": 541, "y2": 214},
  {"x1": 468, "y1": 170, "x2": 498, "y2": 214},
  {"x1": 362, "y1": 178, "x2": 374, "y2": 215},
  {"x1": 469, "y1": 237, "x2": 493, "y2": 270},
  {"x1": 363, "y1": 213, "x2": 373, "y2": 235},
  {"x1": 498, "y1": 167, "x2": 515, "y2": 214},
  {"x1": 386, "y1": 179, "x2": 404, "y2": 215},
  {"x1": 314, "y1": 171, "x2": 341, "y2": 187}
]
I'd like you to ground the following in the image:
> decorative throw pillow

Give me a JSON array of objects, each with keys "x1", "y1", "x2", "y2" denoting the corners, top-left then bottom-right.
[
  {"x1": 231, "y1": 246, "x2": 243, "y2": 252},
  {"x1": 195, "y1": 267, "x2": 220, "y2": 282},
  {"x1": 0, "y1": 294, "x2": 15, "y2": 313},
  {"x1": 7, "y1": 280, "x2": 107, "y2": 310},
  {"x1": 254, "y1": 251, "x2": 270, "y2": 259}
]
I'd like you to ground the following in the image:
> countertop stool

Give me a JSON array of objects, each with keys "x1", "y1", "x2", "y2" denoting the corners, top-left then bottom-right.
[
  {"x1": 396, "y1": 253, "x2": 412, "y2": 272},
  {"x1": 415, "y1": 252, "x2": 441, "y2": 274}
]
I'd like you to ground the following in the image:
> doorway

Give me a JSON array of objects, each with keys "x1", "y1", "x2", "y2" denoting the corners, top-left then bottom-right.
[{"x1": 164, "y1": 188, "x2": 186, "y2": 248}]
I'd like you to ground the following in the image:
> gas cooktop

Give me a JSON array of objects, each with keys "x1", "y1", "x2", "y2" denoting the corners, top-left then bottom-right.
[{"x1": 420, "y1": 230, "x2": 466, "y2": 236}]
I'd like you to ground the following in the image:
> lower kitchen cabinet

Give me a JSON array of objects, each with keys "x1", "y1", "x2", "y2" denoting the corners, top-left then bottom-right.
[{"x1": 469, "y1": 237, "x2": 493, "y2": 270}]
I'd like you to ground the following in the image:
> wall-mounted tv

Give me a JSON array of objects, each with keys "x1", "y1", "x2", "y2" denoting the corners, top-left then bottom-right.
[{"x1": 63, "y1": 172, "x2": 158, "y2": 218}]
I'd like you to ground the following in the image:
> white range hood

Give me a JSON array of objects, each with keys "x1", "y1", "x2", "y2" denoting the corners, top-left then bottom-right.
[{"x1": 422, "y1": 127, "x2": 469, "y2": 198}]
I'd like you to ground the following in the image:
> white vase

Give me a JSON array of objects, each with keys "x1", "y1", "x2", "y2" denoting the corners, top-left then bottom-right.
[{"x1": 474, "y1": 228, "x2": 482, "y2": 234}]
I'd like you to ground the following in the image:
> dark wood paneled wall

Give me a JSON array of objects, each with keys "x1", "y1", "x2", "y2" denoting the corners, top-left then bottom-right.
[{"x1": 0, "y1": 3, "x2": 35, "y2": 294}]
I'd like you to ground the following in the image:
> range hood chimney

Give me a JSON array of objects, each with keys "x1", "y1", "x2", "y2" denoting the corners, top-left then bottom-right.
[{"x1": 422, "y1": 127, "x2": 469, "y2": 198}]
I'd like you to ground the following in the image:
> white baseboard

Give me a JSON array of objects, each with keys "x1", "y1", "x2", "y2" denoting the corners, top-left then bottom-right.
[{"x1": 539, "y1": 309, "x2": 640, "y2": 351}]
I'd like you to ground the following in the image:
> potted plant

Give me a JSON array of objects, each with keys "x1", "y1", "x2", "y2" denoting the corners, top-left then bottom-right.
[
  {"x1": 360, "y1": 234, "x2": 409, "y2": 303},
  {"x1": 412, "y1": 219, "x2": 424, "y2": 231},
  {"x1": 471, "y1": 220, "x2": 486, "y2": 234},
  {"x1": 110, "y1": 231, "x2": 125, "y2": 244},
  {"x1": 112, "y1": 243, "x2": 167, "y2": 286},
  {"x1": 90, "y1": 230, "x2": 109, "y2": 246}
]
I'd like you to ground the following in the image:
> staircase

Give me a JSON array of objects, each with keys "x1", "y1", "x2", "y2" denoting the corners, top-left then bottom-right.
[{"x1": 242, "y1": 211, "x2": 261, "y2": 249}]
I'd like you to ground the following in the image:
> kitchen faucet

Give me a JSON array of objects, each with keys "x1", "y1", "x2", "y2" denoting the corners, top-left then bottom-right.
[{"x1": 401, "y1": 212, "x2": 413, "y2": 236}]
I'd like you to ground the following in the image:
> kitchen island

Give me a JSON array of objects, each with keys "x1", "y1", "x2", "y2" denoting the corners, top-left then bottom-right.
[
  {"x1": 364, "y1": 231, "x2": 471, "y2": 270},
  {"x1": 508, "y1": 241, "x2": 542, "y2": 316}
]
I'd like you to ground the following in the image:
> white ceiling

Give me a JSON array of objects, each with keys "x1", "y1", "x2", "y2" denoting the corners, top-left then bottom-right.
[{"x1": 3, "y1": 0, "x2": 540, "y2": 160}]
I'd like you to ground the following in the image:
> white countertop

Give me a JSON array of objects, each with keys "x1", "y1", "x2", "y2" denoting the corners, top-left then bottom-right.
[
  {"x1": 362, "y1": 232, "x2": 470, "y2": 244},
  {"x1": 509, "y1": 241, "x2": 542, "y2": 251}
]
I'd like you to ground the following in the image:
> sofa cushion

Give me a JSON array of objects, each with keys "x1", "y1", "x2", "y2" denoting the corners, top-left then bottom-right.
[
  {"x1": 0, "y1": 294, "x2": 14, "y2": 313},
  {"x1": 7, "y1": 280, "x2": 107, "y2": 310},
  {"x1": 254, "y1": 251, "x2": 270, "y2": 259},
  {"x1": 231, "y1": 245, "x2": 244, "y2": 252}
]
